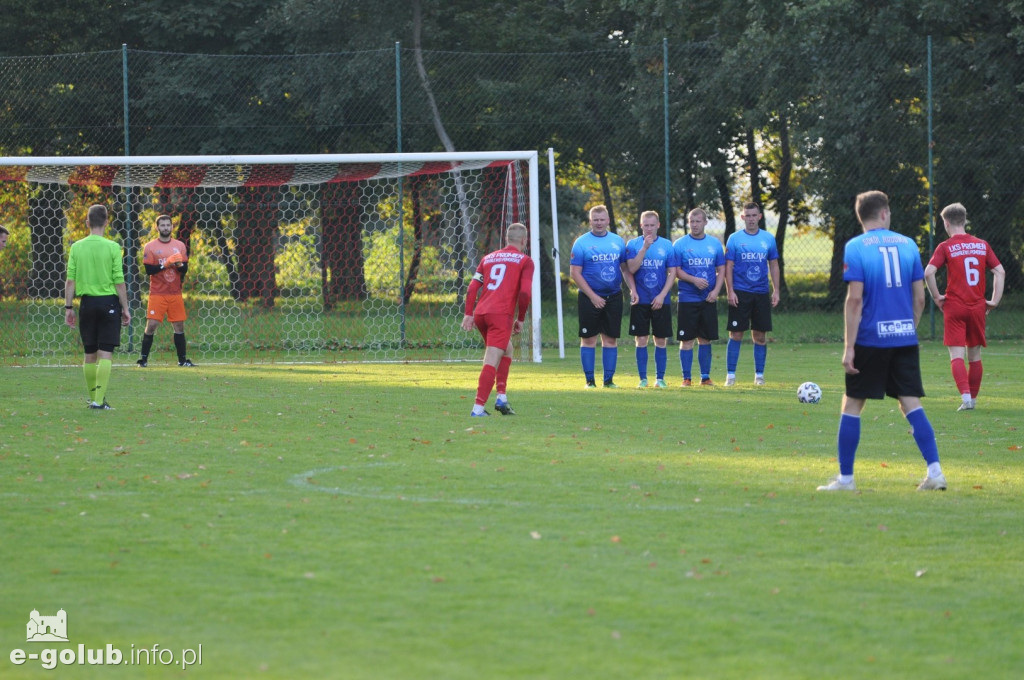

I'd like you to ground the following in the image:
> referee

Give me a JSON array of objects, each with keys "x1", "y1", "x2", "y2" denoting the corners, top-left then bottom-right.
[{"x1": 64, "y1": 204, "x2": 131, "y2": 410}]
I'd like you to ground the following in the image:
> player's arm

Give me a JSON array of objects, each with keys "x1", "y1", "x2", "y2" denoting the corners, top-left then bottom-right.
[
  {"x1": 512, "y1": 260, "x2": 535, "y2": 335},
  {"x1": 769, "y1": 258, "x2": 781, "y2": 307},
  {"x1": 988, "y1": 264, "x2": 1005, "y2": 309},
  {"x1": 724, "y1": 260, "x2": 737, "y2": 306},
  {"x1": 842, "y1": 280, "x2": 863, "y2": 375},
  {"x1": 625, "y1": 241, "x2": 649, "y2": 274},
  {"x1": 912, "y1": 279, "x2": 925, "y2": 327},
  {"x1": 922, "y1": 263, "x2": 944, "y2": 309},
  {"x1": 64, "y1": 278, "x2": 76, "y2": 327},
  {"x1": 115, "y1": 282, "x2": 131, "y2": 326},
  {"x1": 570, "y1": 264, "x2": 604, "y2": 308},
  {"x1": 620, "y1": 262, "x2": 639, "y2": 305},
  {"x1": 461, "y1": 274, "x2": 483, "y2": 331},
  {"x1": 708, "y1": 264, "x2": 725, "y2": 302},
  {"x1": 652, "y1": 266, "x2": 676, "y2": 309}
]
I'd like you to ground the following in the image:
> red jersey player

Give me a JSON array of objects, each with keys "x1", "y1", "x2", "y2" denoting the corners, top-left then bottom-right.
[
  {"x1": 461, "y1": 222, "x2": 534, "y2": 416},
  {"x1": 924, "y1": 202, "x2": 1004, "y2": 411}
]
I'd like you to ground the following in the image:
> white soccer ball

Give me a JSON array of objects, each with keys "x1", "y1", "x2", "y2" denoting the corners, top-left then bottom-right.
[{"x1": 797, "y1": 381, "x2": 822, "y2": 404}]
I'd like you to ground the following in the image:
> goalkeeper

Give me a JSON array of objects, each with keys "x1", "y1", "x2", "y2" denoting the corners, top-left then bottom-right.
[{"x1": 137, "y1": 214, "x2": 195, "y2": 367}]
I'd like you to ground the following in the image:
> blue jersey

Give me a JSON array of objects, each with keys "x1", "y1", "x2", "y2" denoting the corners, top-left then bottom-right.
[
  {"x1": 725, "y1": 229, "x2": 779, "y2": 294},
  {"x1": 625, "y1": 236, "x2": 677, "y2": 304},
  {"x1": 844, "y1": 228, "x2": 924, "y2": 348},
  {"x1": 570, "y1": 231, "x2": 626, "y2": 296},
  {"x1": 673, "y1": 234, "x2": 725, "y2": 303}
]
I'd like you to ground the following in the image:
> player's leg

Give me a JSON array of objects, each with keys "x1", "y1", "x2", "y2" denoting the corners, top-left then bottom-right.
[
  {"x1": 946, "y1": 345, "x2": 972, "y2": 409},
  {"x1": 724, "y1": 292, "x2": 750, "y2": 386},
  {"x1": 78, "y1": 297, "x2": 100, "y2": 403},
  {"x1": 942, "y1": 305, "x2": 971, "y2": 407},
  {"x1": 634, "y1": 334, "x2": 650, "y2": 387},
  {"x1": 494, "y1": 338, "x2": 515, "y2": 415},
  {"x1": 820, "y1": 344, "x2": 880, "y2": 491},
  {"x1": 696, "y1": 300, "x2": 719, "y2": 384},
  {"x1": 750, "y1": 293, "x2": 772, "y2": 385},
  {"x1": 630, "y1": 304, "x2": 650, "y2": 386},
  {"x1": 471, "y1": 315, "x2": 508, "y2": 416},
  {"x1": 90, "y1": 296, "x2": 122, "y2": 410},
  {"x1": 697, "y1": 340, "x2": 713, "y2": 384},
  {"x1": 893, "y1": 346, "x2": 945, "y2": 490},
  {"x1": 965, "y1": 305, "x2": 987, "y2": 404},
  {"x1": 139, "y1": 317, "x2": 160, "y2": 367},
  {"x1": 651, "y1": 305, "x2": 672, "y2": 386},
  {"x1": 168, "y1": 296, "x2": 193, "y2": 366},
  {"x1": 578, "y1": 292, "x2": 600, "y2": 388},
  {"x1": 676, "y1": 303, "x2": 698, "y2": 384},
  {"x1": 967, "y1": 344, "x2": 983, "y2": 404},
  {"x1": 600, "y1": 293, "x2": 623, "y2": 387}
]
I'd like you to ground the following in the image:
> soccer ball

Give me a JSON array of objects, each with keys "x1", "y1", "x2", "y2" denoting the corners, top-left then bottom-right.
[{"x1": 797, "y1": 381, "x2": 822, "y2": 404}]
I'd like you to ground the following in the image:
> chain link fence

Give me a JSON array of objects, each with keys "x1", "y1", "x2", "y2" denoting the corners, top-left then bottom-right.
[{"x1": 1, "y1": 40, "x2": 1021, "y2": 362}]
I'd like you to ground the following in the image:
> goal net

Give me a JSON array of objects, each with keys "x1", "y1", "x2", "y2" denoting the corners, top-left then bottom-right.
[{"x1": 0, "y1": 152, "x2": 541, "y2": 366}]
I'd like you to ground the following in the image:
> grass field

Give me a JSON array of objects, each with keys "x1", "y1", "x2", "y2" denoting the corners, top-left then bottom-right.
[{"x1": 2, "y1": 342, "x2": 1023, "y2": 679}]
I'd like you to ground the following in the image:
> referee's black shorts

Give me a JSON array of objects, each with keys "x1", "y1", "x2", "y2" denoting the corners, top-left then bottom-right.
[{"x1": 78, "y1": 294, "x2": 122, "y2": 352}]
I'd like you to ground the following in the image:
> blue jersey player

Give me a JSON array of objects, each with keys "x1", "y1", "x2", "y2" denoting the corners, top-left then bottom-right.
[
  {"x1": 818, "y1": 190, "x2": 946, "y2": 492},
  {"x1": 723, "y1": 202, "x2": 780, "y2": 386},
  {"x1": 674, "y1": 208, "x2": 726, "y2": 386},
  {"x1": 570, "y1": 205, "x2": 629, "y2": 388},
  {"x1": 624, "y1": 210, "x2": 677, "y2": 388}
]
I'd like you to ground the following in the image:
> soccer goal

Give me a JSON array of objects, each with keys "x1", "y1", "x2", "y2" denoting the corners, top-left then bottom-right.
[{"x1": 0, "y1": 152, "x2": 542, "y2": 365}]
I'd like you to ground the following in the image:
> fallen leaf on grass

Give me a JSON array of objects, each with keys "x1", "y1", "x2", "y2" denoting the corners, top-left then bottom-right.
[{"x1": 530, "y1": 531, "x2": 541, "y2": 540}]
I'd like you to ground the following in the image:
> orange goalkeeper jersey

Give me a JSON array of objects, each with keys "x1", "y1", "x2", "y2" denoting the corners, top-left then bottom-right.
[{"x1": 143, "y1": 238, "x2": 188, "y2": 296}]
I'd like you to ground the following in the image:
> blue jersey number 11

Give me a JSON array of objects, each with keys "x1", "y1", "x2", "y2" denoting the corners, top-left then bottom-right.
[{"x1": 878, "y1": 246, "x2": 903, "y2": 288}]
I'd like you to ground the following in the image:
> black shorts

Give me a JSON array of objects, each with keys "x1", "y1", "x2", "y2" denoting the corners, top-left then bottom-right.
[
  {"x1": 845, "y1": 344, "x2": 925, "y2": 400},
  {"x1": 78, "y1": 295, "x2": 122, "y2": 352},
  {"x1": 677, "y1": 301, "x2": 719, "y2": 342},
  {"x1": 727, "y1": 290, "x2": 772, "y2": 333},
  {"x1": 578, "y1": 291, "x2": 623, "y2": 339},
  {"x1": 629, "y1": 303, "x2": 673, "y2": 339}
]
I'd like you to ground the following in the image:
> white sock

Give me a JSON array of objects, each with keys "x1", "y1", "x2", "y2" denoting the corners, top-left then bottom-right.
[
  {"x1": 496, "y1": 392, "x2": 507, "y2": 403},
  {"x1": 839, "y1": 474, "x2": 854, "y2": 484},
  {"x1": 927, "y1": 462, "x2": 943, "y2": 478},
  {"x1": 472, "y1": 404, "x2": 486, "y2": 415},
  {"x1": 961, "y1": 393, "x2": 972, "y2": 404}
]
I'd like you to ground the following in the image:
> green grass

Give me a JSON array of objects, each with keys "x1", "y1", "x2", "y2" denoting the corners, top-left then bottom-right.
[{"x1": 2, "y1": 343, "x2": 1023, "y2": 678}]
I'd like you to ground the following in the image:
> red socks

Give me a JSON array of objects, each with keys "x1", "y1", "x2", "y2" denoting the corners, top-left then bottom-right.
[
  {"x1": 968, "y1": 360, "x2": 983, "y2": 399},
  {"x1": 950, "y1": 358, "x2": 969, "y2": 396},
  {"x1": 475, "y1": 364, "x2": 497, "y2": 406},
  {"x1": 495, "y1": 356, "x2": 512, "y2": 395}
]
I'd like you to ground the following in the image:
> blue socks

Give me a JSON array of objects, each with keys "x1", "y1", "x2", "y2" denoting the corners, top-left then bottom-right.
[
  {"x1": 635, "y1": 346, "x2": 649, "y2": 380},
  {"x1": 753, "y1": 343, "x2": 767, "y2": 375},
  {"x1": 726, "y1": 338, "x2": 741, "y2": 373},
  {"x1": 581, "y1": 346, "x2": 596, "y2": 382},
  {"x1": 905, "y1": 407, "x2": 940, "y2": 465},
  {"x1": 837, "y1": 413, "x2": 861, "y2": 476},
  {"x1": 654, "y1": 346, "x2": 667, "y2": 380},
  {"x1": 698, "y1": 344, "x2": 712, "y2": 379},
  {"x1": 602, "y1": 346, "x2": 618, "y2": 383},
  {"x1": 679, "y1": 348, "x2": 693, "y2": 380}
]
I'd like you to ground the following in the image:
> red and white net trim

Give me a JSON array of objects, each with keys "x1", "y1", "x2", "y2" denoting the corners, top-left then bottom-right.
[{"x1": 0, "y1": 159, "x2": 513, "y2": 187}]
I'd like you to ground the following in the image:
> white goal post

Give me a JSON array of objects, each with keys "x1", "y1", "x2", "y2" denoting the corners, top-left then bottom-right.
[{"x1": 0, "y1": 151, "x2": 543, "y2": 365}]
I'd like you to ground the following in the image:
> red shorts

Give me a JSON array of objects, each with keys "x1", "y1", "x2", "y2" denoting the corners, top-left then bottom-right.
[
  {"x1": 474, "y1": 313, "x2": 513, "y2": 350},
  {"x1": 146, "y1": 294, "x2": 188, "y2": 323},
  {"x1": 942, "y1": 302, "x2": 987, "y2": 347}
]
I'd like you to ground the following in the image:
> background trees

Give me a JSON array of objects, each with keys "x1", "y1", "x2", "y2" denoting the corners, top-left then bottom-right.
[{"x1": 1, "y1": 0, "x2": 1023, "y2": 305}]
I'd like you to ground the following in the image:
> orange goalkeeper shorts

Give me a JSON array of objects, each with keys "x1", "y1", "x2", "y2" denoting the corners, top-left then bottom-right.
[{"x1": 146, "y1": 294, "x2": 188, "y2": 323}]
